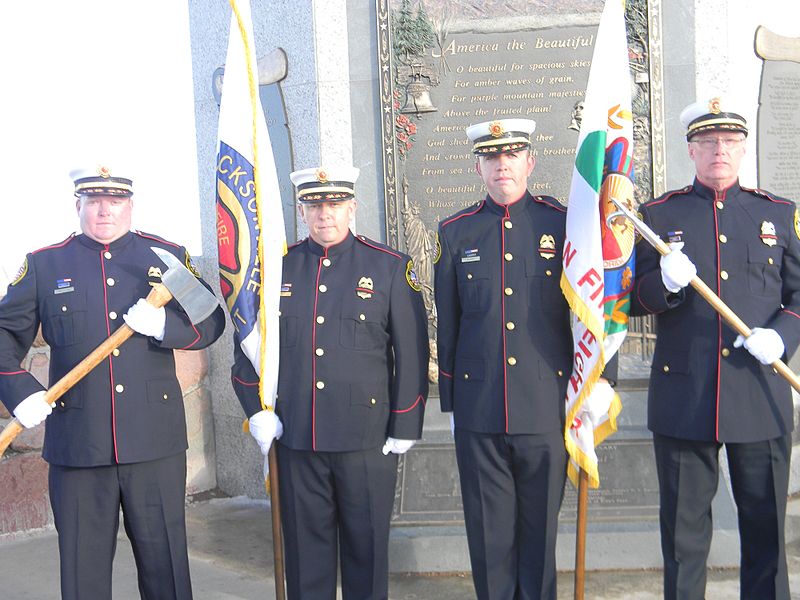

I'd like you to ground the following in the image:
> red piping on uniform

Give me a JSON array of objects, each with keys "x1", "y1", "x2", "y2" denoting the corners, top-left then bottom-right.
[
  {"x1": 135, "y1": 231, "x2": 181, "y2": 248},
  {"x1": 740, "y1": 186, "x2": 793, "y2": 206},
  {"x1": 311, "y1": 250, "x2": 326, "y2": 451},
  {"x1": 783, "y1": 309, "x2": 800, "y2": 320},
  {"x1": 392, "y1": 394, "x2": 426, "y2": 414},
  {"x1": 31, "y1": 234, "x2": 75, "y2": 254},
  {"x1": 713, "y1": 188, "x2": 726, "y2": 441},
  {"x1": 439, "y1": 369, "x2": 453, "y2": 378},
  {"x1": 501, "y1": 207, "x2": 510, "y2": 433},
  {"x1": 645, "y1": 186, "x2": 692, "y2": 209},
  {"x1": 0, "y1": 370, "x2": 26, "y2": 375},
  {"x1": 232, "y1": 375, "x2": 259, "y2": 386},
  {"x1": 356, "y1": 236, "x2": 403, "y2": 259},
  {"x1": 442, "y1": 201, "x2": 485, "y2": 228},
  {"x1": 180, "y1": 322, "x2": 202, "y2": 349},
  {"x1": 100, "y1": 246, "x2": 119, "y2": 462}
]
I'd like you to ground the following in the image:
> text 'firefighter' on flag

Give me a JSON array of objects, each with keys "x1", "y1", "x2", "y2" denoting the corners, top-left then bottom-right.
[
  {"x1": 216, "y1": 0, "x2": 286, "y2": 411},
  {"x1": 560, "y1": 0, "x2": 633, "y2": 489}
]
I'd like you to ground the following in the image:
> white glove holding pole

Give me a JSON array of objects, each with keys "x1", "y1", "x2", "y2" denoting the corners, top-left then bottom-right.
[
  {"x1": 734, "y1": 327, "x2": 785, "y2": 365},
  {"x1": 660, "y1": 242, "x2": 697, "y2": 293},
  {"x1": 13, "y1": 390, "x2": 53, "y2": 428},
  {"x1": 382, "y1": 437, "x2": 416, "y2": 455},
  {"x1": 585, "y1": 380, "x2": 615, "y2": 424},
  {"x1": 248, "y1": 409, "x2": 283, "y2": 456},
  {"x1": 123, "y1": 298, "x2": 166, "y2": 340}
]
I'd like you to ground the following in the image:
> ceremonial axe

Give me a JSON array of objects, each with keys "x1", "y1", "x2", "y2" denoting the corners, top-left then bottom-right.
[{"x1": 0, "y1": 247, "x2": 221, "y2": 457}]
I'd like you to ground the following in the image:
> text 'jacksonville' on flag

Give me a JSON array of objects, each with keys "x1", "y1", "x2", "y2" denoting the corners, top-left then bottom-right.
[
  {"x1": 560, "y1": 0, "x2": 634, "y2": 488},
  {"x1": 216, "y1": 0, "x2": 286, "y2": 410}
]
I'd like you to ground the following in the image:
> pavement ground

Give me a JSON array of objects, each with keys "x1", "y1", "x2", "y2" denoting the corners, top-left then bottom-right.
[{"x1": 1, "y1": 493, "x2": 798, "y2": 599}]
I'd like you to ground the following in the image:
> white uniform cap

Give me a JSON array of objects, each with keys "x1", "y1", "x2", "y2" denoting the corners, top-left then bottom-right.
[
  {"x1": 70, "y1": 164, "x2": 133, "y2": 197},
  {"x1": 679, "y1": 96, "x2": 748, "y2": 140},
  {"x1": 466, "y1": 119, "x2": 536, "y2": 155},
  {"x1": 290, "y1": 166, "x2": 360, "y2": 203}
]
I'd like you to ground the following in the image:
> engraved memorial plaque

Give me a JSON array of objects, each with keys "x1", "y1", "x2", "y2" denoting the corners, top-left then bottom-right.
[
  {"x1": 378, "y1": 0, "x2": 667, "y2": 526},
  {"x1": 756, "y1": 27, "x2": 800, "y2": 203}
]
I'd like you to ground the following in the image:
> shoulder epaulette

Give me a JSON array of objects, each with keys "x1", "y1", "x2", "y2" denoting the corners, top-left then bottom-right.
[
  {"x1": 134, "y1": 230, "x2": 181, "y2": 248},
  {"x1": 31, "y1": 233, "x2": 76, "y2": 254},
  {"x1": 642, "y1": 185, "x2": 693, "y2": 208},
  {"x1": 355, "y1": 235, "x2": 403, "y2": 260},
  {"x1": 441, "y1": 200, "x2": 485, "y2": 228},
  {"x1": 533, "y1": 195, "x2": 566, "y2": 213},
  {"x1": 740, "y1": 186, "x2": 793, "y2": 206},
  {"x1": 287, "y1": 238, "x2": 307, "y2": 252}
]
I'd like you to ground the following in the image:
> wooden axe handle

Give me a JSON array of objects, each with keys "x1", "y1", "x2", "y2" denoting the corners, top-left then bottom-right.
[
  {"x1": 650, "y1": 233, "x2": 800, "y2": 394},
  {"x1": 0, "y1": 284, "x2": 174, "y2": 457}
]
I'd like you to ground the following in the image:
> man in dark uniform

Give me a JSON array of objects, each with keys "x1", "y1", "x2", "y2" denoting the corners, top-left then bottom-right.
[
  {"x1": 632, "y1": 97, "x2": 798, "y2": 599},
  {"x1": 231, "y1": 165, "x2": 429, "y2": 600},
  {"x1": 434, "y1": 119, "x2": 615, "y2": 600},
  {"x1": 0, "y1": 165, "x2": 226, "y2": 600}
]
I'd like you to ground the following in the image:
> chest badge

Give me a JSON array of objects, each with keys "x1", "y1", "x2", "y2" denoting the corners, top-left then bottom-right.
[
  {"x1": 147, "y1": 266, "x2": 163, "y2": 287},
  {"x1": 280, "y1": 283, "x2": 292, "y2": 297},
  {"x1": 356, "y1": 276, "x2": 374, "y2": 299},
  {"x1": 538, "y1": 234, "x2": 556, "y2": 260},
  {"x1": 760, "y1": 221, "x2": 777, "y2": 247}
]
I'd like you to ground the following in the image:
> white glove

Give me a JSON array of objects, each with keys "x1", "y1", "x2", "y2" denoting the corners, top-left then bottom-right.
[
  {"x1": 123, "y1": 298, "x2": 166, "y2": 340},
  {"x1": 249, "y1": 409, "x2": 283, "y2": 456},
  {"x1": 585, "y1": 380, "x2": 615, "y2": 424},
  {"x1": 449, "y1": 413, "x2": 455, "y2": 437},
  {"x1": 660, "y1": 242, "x2": 697, "y2": 293},
  {"x1": 734, "y1": 328, "x2": 785, "y2": 365},
  {"x1": 382, "y1": 437, "x2": 416, "y2": 455},
  {"x1": 13, "y1": 390, "x2": 53, "y2": 428}
]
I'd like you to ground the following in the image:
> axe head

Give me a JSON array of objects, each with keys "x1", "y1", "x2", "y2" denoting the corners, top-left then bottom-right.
[{"x1": 150, "y1": 247, "x2": 220, "y2": 324}]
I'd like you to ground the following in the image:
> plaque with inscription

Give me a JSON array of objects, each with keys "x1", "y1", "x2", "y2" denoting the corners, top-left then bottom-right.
[
  {"x1": 377, "y1": 0, "x2": 661, "y2": 375},
  {"x1": 756, "y1": 26, "x2": 800, "y2": 203}
]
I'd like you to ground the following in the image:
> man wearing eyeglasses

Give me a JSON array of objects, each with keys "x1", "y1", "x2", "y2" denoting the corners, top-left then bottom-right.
[{"x1": 631, "y1": 97, "x2": 798, "y2": 599}]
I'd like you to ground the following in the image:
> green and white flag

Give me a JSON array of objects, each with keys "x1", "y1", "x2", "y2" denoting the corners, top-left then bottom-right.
[{"x1": 560, "y1": 0, "x2": 634, "y2": 488}]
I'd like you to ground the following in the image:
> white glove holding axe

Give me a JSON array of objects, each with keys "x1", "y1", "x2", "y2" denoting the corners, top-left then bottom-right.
[
  {"x1": 734, "y1": 327, "x2": 785, "y2": 365},
  {"x1": 660, "y1": 242, "x2": 697, "y2": 293},
  {"x1": 123, "y1": 298, "x2": 167, "y2": 340},
  {"x1": 248, "y1": 409, "x2": 283, "y2": 456},
  {"x1": 13, "y1": 390, "x2": 54, "y2": 428}
]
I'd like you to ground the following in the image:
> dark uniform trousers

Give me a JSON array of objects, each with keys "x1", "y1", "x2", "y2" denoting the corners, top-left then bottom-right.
[
  {"x1": 0, "y1": 232, "x2": 226, "y2": 600},
  {"x1": 632, "y1": 180, "x2": 798, "y2": 600},
  {"x1": 434, "y1": 193, "x2": 576, "y2": 600},
  {"x1": 232, "y1": 231, "x2": 428, "y2": 600}
]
